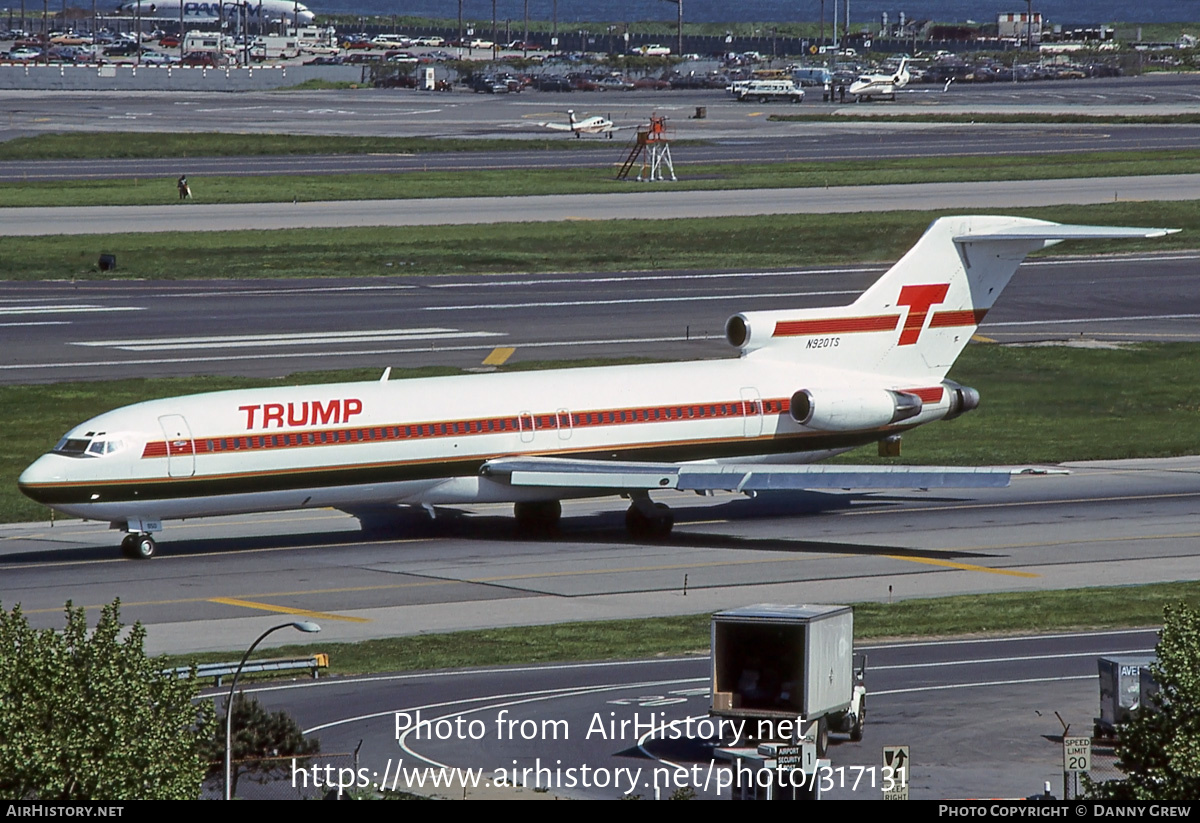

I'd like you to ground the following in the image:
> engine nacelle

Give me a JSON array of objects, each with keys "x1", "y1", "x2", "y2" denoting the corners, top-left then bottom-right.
[
  {"x1": 942, "y1": 380, "x2": 981, "y2": 420},
  {"x1": 725, "y1": 310, "x2": 789, "y2": 354},
  {"x1": 790, "y1": 388, "x2": 923, "y2": 431}
]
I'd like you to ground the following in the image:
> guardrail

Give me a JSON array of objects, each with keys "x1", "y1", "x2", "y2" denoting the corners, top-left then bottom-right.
[{"x1": 166, "y1": 653, "x2": 329, "y2": 686}]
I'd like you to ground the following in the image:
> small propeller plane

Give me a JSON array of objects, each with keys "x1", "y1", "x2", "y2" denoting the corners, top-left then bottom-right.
[
  {"x1": 535, "y1": 110, "x2": 621, "y2": 138},
  {"x1": 849, "y1": 57, "x2": 911, "y2": 100},
  {"x1": 18, "y1": 216, "x2": 1177, "y2": 558}
]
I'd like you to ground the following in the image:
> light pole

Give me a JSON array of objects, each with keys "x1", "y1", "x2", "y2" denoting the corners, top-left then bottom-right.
[{"x1": 224, "y1": 620, "x2": 320, "y2": 800}]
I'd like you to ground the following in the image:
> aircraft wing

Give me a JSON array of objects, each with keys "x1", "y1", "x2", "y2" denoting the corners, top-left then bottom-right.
[
  {"x1": 480, "y1": 456, "x2": 1014, "y2": 491},
  {"x1": 535, "y1": 122, "x2": 576, "y2": 131}
]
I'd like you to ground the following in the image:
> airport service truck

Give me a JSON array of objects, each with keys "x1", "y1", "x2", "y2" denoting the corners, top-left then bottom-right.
[
  {"x1": 710, "y1": 604, "x2": 865, "y2": 756},
  {"x1": 1093, "y1": 654, "x2": 1158, "y2": 741},
  {"x1": 250, "y1": 34, "x2": 300, "y2": 60}
]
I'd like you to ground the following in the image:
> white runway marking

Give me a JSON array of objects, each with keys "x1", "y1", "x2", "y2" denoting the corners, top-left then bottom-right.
[
  {"x1": 0, "y1": 304, "x2": 144, "y2": 315},
  {"x1": 0, "y1": 321, "x2": 70, "y2": 327},
  {"x1": 73, "y1": 327, "x2": 503, "y2": 351}
]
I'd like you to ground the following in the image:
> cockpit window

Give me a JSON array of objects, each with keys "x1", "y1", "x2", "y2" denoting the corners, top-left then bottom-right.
[
  {"x1": 53, "y1": 438, "x2": 92, "y2": 456},
  {"x1": 53, "y1": 433, "x2": 128, "y2": 458}
]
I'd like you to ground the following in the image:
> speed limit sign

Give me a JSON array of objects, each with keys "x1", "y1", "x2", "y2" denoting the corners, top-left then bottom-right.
[{"x1": 1064, "y1": 737, "x2": 1091, "y2": 773}]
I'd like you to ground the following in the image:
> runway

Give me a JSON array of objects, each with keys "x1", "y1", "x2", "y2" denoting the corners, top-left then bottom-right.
[
  {"x1": 3, "y1": 455, "x2": 1198, "y2": 655},
  {"x1": 2, "y1": 74, "x2": 1198, "y2": 144},
  {"x1": 1, "y1": 251, "x2": 1197, "y2": 383}
]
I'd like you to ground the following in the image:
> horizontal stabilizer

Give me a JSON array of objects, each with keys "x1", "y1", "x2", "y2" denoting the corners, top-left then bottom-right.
[
  {"x1": 482, "y1": 456, "x2": 1012, "y2": 492},
  {"x1": 955, "y1": 225, "x2": 1179, "y2": 243}
]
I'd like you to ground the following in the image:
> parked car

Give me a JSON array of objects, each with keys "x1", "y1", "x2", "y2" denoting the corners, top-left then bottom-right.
[
  {"x1": 470, "y1": 74, "x2": 509, "y2": 93},
  {"x1": 138, "y1": 51, "x2": 177, "y2": 65},
  {"x1": 534, "y1": 74, "x2": 571, "y2": 92},
  {"x1": 181, "y1": 51, "x2": 217, "y2": 67},
  {"x1": 597, "y1": 75, "x2": 635, "y2": 91},
  {"x1": 632, "y1": 75, "x2": 671, "y2": 90},
  {"x1": 632, "y1": 43, "x2": 670, "y2": 56},
  {"x1": 6, "y1": 47, "x2": 42, "y2": 61},
  {"x1": 375, "y1": 74, "x2": 417, "y2": 88}
]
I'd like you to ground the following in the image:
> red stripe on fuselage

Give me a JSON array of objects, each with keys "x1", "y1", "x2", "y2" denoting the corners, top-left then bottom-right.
[
  {"x1": 773, "y1": 315, "x2": 899, "y2": 337},
  {"x1": 929, "y1": 308, "x2": 988, "y2": 328},
  {"x1": 140, "y1": 395, "x2": 797, "y2": 460}
]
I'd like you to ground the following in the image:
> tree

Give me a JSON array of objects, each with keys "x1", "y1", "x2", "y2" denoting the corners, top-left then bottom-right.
[
  {"x1": 204, "y1": 692, "x2": 320, "y2": 797},
  {"x1": 0, "y1": 599, "x2": 212, "y2": 800},
  {"x1": 1088, "y1": 602, "x2": 1200, "y2": 800}
]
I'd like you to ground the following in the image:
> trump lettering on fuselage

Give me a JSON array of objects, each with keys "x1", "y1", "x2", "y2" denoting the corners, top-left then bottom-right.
[{"x1": 239, "y1": 399, "x2": 363, "y2": 430}]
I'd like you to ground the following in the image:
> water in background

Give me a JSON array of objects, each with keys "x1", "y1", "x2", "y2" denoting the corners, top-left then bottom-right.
[{"x1": 317, "y1": 0, "x2": 1198, "y2": 27}]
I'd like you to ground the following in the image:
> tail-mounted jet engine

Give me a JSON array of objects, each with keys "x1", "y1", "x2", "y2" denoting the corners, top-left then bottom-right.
[{"x1": 790, "y1": 389, "x2": 923, "y2": 431}]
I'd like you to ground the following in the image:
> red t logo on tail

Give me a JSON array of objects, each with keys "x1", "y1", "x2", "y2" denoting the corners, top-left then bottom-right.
[{"x1": 897, "y1": 284, "x2": 950, "y2": 345}]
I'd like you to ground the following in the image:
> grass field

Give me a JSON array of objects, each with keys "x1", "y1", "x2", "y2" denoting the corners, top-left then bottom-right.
[
  {"x1": 4, "y1": 200, "x2": 1197, "y2": 281},
  {"x1": 5, "y1": 147, "x2": 1200, "y2": 208}
]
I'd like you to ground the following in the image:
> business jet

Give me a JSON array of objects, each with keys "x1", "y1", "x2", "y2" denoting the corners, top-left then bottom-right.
[
  {"x1": 536, "y1": 110, "x2": 621, "y2": 138},
  {"x1": 848, "y1": 57, "x2": 911, "y2": 101},
  {"x1": 18, "y1": 216, "x2": 1175, "y2": 559},
  {"x1": 113, "y1": 0, "x2": 315, "y2": 25}
]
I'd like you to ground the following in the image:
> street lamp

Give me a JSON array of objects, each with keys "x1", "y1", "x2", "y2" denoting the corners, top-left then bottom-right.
[{"x1": 224, "y1": 620, "x2": 321, "y2": 800}]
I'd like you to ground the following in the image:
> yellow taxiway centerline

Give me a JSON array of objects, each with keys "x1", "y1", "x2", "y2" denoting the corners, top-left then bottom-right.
[{"x1": 207, "y1": 596, "x2": 370, "y2": 623}]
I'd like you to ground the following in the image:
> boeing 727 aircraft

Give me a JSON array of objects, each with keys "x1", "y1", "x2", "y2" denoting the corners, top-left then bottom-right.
[{"x1": 18, "y1": 216, "x2": 1176, "y2": 558}]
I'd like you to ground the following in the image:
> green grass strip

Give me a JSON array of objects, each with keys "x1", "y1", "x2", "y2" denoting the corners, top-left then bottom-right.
[
  {"x1": 4, "y1": 201, "x2": 1198, "y2": 281},
  {"x1": 6, "y1": 343, "x2": 1200, "y2": 525},
  {"x1": 0, "y1": 132, "x2": 628, "y2": 160},
  {"x1": 154, "y1": 581, "x2": 1199, "y2": 674},
  {"x1": 5, "y1": 148, "x2": 1200, "y2": 208}
]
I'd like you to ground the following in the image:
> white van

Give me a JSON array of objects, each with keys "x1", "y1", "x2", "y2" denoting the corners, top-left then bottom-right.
[{"x1": 736, "y1": 79, "x2": 805, "y2": 103}]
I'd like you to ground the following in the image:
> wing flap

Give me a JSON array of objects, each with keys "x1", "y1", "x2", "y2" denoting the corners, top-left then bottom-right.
[{"x1": 481, "y1": 456, "x2": 1012, "y2": 491}]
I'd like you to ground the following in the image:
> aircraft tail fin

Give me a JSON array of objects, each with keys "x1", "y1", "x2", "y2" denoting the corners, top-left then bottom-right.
[{"x1": 726, "y1": 216, "x2": 1176, "y2": 382}]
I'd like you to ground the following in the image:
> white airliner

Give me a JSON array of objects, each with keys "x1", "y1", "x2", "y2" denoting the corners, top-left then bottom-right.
[
  {"x1": 19, "y1": 216, "x2": 1175, "y2": 559},
  {"x1": 849, "y1": 57, "x2": 911, "y2": 100},
  {"x1": 535, "y1": 110, "x2": 621, "y2": 138},
  {"x1": 113, "y1": 0, "x2": 315, "y2": 24}
]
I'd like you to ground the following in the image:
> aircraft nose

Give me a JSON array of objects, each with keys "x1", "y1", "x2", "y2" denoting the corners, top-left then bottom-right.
[{"x1": 17, "y1": 455, "x2": 64, "y2": 504}]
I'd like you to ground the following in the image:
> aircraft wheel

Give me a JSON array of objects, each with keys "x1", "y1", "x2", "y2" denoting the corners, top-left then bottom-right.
[
  {"x1": 131, "y1": 534, "x2": 157, "y2": 560},
  {"x1": 120, "y1": 533, "x2": 139, "y2": 559},
  {"x1": 514, "y1": 500, "x2": 561, "y2": 537},
  {"x1": 625, "y1": 503, "x2": 673, "y2": 540}
]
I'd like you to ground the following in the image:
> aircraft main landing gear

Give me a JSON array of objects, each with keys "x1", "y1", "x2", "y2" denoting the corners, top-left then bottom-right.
[
  {"x1": 624, "y1": 496, "x2": 674, "y2": 540},
  {"x1": 513, "y1": 500, "x2": 561, "y2": 537},
  {"x1": 120, "y1": 533, "x2": 158, "y2": 560}
]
